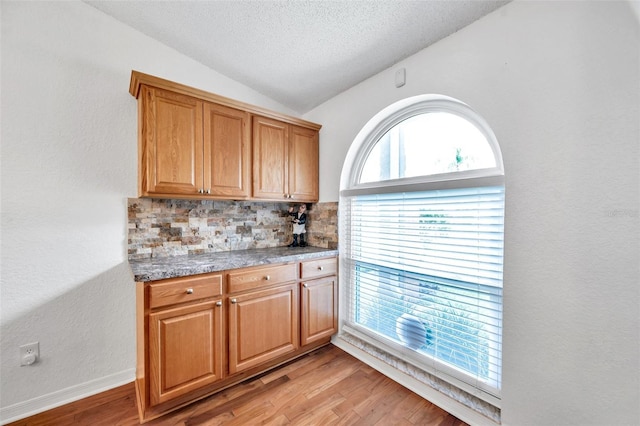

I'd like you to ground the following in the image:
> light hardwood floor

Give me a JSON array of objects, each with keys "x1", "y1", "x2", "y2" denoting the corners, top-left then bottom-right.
[{"x1": 8, "y1": 345, "x2": 468, "y2": 426}]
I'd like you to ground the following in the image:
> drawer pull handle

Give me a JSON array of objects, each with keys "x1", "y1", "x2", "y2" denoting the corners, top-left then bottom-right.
[
  {"x1": 216, "y1": 301, "x2": 222, "y2": 307},
  {"x1": 231, "y1": 298, "x2": 237, "y2": 304},
  {"x1": 186, "y1": 288, "x2": 194, "y2": 294},
  {"x1": 318, "y1": 266, "x2": 324, "y2": 271},
  {"x1": 264, "y1": 275, "x2": 271, "y2": 281}
]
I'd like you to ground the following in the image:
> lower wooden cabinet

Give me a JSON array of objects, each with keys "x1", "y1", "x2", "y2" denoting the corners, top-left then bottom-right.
[
  {"x1": 301, "y1": 276, "x2": 338, "y2": 346},
  {"x1": 148, "y1": 299, "x2": 224, "y2": 405},
  {"x1": 135, "y1": 256, "x2": 337, "y2": 423},
  {"x1": 228, "y1": 283, "x2": 299, "y2": 374}
]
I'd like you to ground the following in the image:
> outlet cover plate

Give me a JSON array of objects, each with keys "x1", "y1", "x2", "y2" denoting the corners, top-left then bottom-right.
[{"x1": 20, "y1": 342, "x2": 39, "y2": 366}]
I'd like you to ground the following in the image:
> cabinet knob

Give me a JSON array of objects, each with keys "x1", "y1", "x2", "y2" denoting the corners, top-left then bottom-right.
[
  {"x1": 207, "y1": 189, "x2": 211, "y2": 194},
  {"x1": 231, "y1": 298, "x2": 237, "y2": 304},
  {"x1": 264, "y1": 275, "x2": 271, "y2": 281},
  {"x1": 318, "y1": 266, "x2": 324, "y2": 271},
  {"x1": 198, "y1": 189, "x2": 204, "y2": 194},
  {"x1": 186, "y1": 288, "x2": 194, "y2": 294},
  {"x1": 303, "y1": 283, "x2": 308, "y2": 288},
  {"x1": 216, "y1": 301, "x2": 222, "y2": 307}
]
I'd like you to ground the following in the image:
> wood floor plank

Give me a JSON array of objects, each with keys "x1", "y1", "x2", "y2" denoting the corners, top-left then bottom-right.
[
  {"x1": 298, "y1": 408, "x2": 340, "y2": 425},
  {"x1": 283, "y1": 392, "x2": 344, "y2": 424},
  {"x1": 292, "y1": 359, "x2": 372, "y2": 420},
  {"x1": 301, "y1": 360, "x2": 360, "y2": 399},
  {"x1": 276, "y1": 346, "x2": 340, "y2": 382},
  {"x1": 352, "y1": 374, "x2": 403, "y2": 419},
  {"x1": 374, "y1": 418, "x2": 414, "y2": 426},
  {"x1": 261, "y1": 356, "x2": 343, "y2": 402},
  {"x1": 7, "y1": 383, "x2": 136, "y2": 426},
  {"x1": 332, "y1": 368, "x2": 377, "y2": 416},
  {"x1": 259, "y1": 345, "x2": 337, "y2": 385},
  {"x1": 371, "y1": 392, "x2": 430, "y2": 426},
  {"x1": 7, "y1": 345, "x2": 468, "y2": 426},
  {"x1": 353, "y1": 382, "x2": 407, "y2": 425},
  {"x1": 225, "y1": 401, "x2": 276, "y2": 425},
  {"x1": 332, "y1": 385, "x2": 372, "y2": 420},
  {"x1": 330, "y1": 409, "x2": 362, "y2": 426},
  {"x1": 184, "y1": 376, "x2": 289, "y2": 426},
  {"x1": 260, "y1": 389, "x2": 307, "y2": 419},
  {"x1": 72, "y1": 391, "x2": 139, "y2": 426},
  {"x1": 333, "y1": 368, "x2": 375, "y2": 395},
  {"x1": 195, "y1": 374, "x2": 267, "y2": 412},
  {"x1": 192, "y1": 412, "x2": 233, "y2": 426},
  {"x1": 407, "y1": 399, "x2": 462, "y2": 426},
  {"x1": 261, "y1": 414, "x2": 290, "y2": 426}
]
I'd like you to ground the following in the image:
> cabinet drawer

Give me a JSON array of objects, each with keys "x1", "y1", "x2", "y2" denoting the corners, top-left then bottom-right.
[
  {"x1": 300, "y1": 257, "x2": 337, "y2": 280},
  {"x1": 149, "y1": 274, "x2": 223, "y2": 309},
  {"x1": 227, "y1": 263, "x2": 297, "y2": 293}
]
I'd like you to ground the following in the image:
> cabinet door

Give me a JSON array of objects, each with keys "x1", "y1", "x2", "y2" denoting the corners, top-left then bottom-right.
[
  {"x1": 288, "y1": 125, "x2": 319, "y2": 202},
  {"x1": 252, "y1": 116, "x2": 288, "y2": 200},
  {"x1": 301, "y1": 276, "x2": 338, "y2": 346},
  {"x1": 148, "y1": 299, "x2": 223, "y2": 406},
  {"x1": 203, "y1": 103, "x2": 251, "y2": 198},
  {"x1": 228, "y1": 283, "x2": 298, "y2": 374},
  {"x1": 140, "y1": 86, "x2": 204, "y2": 196}
]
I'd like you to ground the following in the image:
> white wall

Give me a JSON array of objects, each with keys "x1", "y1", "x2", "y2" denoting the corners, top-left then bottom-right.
[
  {"x1": 0, "y1": 1, "x2": 295, "y2": 422},
  {"x1": 308, "y1": 1, "x2": 639, "y2": 425}
]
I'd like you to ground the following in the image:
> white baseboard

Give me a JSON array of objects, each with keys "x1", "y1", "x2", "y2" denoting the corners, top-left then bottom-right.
[
  {"x1": 0, "y1": 368, "x2": 136, "y2": 425},
  {"x1": 331, "y1": 336, "x2": 500, "y2": 426}
]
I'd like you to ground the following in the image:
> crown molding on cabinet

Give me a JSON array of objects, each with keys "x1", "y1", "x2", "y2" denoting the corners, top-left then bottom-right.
[{"x1": 129, "y1": 71, "x2": 321, "y2": 131}]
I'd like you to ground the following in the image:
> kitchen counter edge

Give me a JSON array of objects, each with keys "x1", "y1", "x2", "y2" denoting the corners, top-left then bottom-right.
[{"x1": 129, "y1": 246, "x2": 339, "y2": 282}]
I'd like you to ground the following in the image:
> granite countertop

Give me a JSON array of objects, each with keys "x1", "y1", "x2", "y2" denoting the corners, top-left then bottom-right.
[{"x1": 129, "y1": 246, "x2": 339, "y2": 282}]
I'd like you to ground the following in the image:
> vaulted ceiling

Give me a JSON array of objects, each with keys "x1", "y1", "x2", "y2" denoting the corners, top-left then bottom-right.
[{"x1": 85, "y1": 1, "x2": 510, "y2": 114}]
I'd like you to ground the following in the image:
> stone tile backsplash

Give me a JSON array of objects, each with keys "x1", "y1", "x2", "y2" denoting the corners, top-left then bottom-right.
[
  {"x1": 305, "y1": 201, "x2": 338, "y2": 250},
  {"x1": 128, "y1": 198, "x2": 338, "y2": 259}
]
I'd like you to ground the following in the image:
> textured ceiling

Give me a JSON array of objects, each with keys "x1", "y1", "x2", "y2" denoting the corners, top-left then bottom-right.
[{"x1": 85, "y1": 0, "x2": 510, "y2": 114}]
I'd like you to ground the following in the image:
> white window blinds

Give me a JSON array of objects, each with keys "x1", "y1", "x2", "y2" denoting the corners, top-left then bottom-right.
[{"x1": 342, "y1": 185, "x2": 504, "y2": 401}]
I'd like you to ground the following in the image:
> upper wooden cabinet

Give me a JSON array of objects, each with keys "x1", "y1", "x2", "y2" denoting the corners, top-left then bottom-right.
[
  {"x1": 138, "y1": 86, "x2": 250, "y2": 199},
  {"x1": 252, "y1": 116, "x2": 319, "y2": 202},
  {"x1": 130, "y1": 71, "x2": 320, "y2": 201},
  {"x1": 289, "y1": 125, "x2": 320, "y2": 202},
  {"x1": 203, "y1": 102, "x2": 251, "y2": 198},
  {"x1": 139, "y1": 86, "x2": 204, "y2": 197}
]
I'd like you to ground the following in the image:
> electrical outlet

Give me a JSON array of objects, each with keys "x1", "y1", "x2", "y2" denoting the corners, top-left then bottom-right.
[{"x1": 20, "y1": 342, "x2": 39, "y2": 366}]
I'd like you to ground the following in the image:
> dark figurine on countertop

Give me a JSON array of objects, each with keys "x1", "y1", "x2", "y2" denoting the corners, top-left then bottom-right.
[{"x1": 288, "y1": 204, "x2": 307, "y2": 247}]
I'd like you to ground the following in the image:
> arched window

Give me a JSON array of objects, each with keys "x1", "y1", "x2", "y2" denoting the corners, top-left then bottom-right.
[{"x1": 339, "y1": 95, "x2": 505, "y2": 406}]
